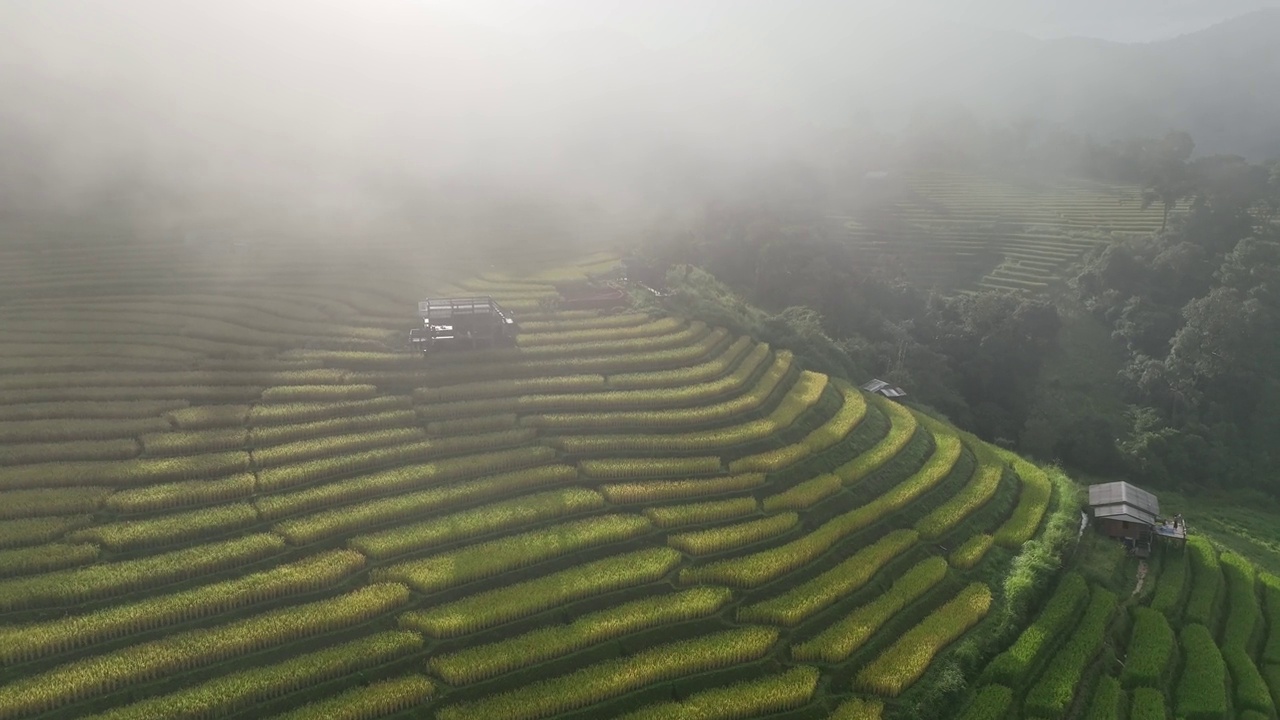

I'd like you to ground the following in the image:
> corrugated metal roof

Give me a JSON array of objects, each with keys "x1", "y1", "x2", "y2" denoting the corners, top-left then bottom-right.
[
  {"x1": 1093, "y1": 503, "x2": 1156, "y2": 526},
  {"x1": 1088, "y1": 481, "x2": 1159, "y2": 516},
  {"x1": 860, "y1": 379, "x2": 907, "y2": 398}
]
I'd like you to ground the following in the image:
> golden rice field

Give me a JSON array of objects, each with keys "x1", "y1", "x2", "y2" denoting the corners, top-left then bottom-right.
[
  {"x1": 0, "y1": 235, "x2": 1059, "y2": 719},
  {"x1": 843, "y1": 170, "x2": 1173, "y2": 293}
]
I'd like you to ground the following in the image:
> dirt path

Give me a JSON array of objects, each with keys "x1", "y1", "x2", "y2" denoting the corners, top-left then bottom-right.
[{"x1": 1132, "y1": 560, "x2": 1149, "y2": 596}]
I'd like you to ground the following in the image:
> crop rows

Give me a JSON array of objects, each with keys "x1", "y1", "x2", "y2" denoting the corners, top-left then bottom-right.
[
  {"x1": 1121, "y1": 606, "x2": 1175, "y2": 689},
  {"x1": 0, "y1": 542, "x2": 98, "y2": 576},
  {"x1": 949, "y1": 533, "x2": 994, "y2": 570},
  {"x1": 829, "y1": 698, "x2": 885, "y2": 719},
  {"x1": 762, "y1": 473, "x2": 844, "y2": 512},
  {"x1": 1023, "y1": 586, "x2": 1118, "y2": 719},
  {"x1": 600, "y1": 473, "x2": 765, "y2": 504},
  {"x1": 0, "y1": 533, "x2": 286, "y2": 611},
  {"x1": 1151, "y1": 544, "x2": 1189, "y2": 620},
  {"x1": 832, "y1": 397, "x2": 918, "y2": 485},
  {"x1": 521, "y1": 351, "x2": 790, "y2": 432},
  {"x1": 0, "y1": 417, "x2": 168, "y2": 444},
  {"x1": 1085, "y1": 676, "x2": 1122, "y2": 720},
  {"x1": 915, "y1": 458, "x2": 1002, "y2": 540},
  {"x1": 517, "y1": 316, "x2": 685, "y2": 346},
  {"x1": 607, "y1": 337, "x2": 757, "y2": 390},
  {"x1": 992, "y1": 451, "x2": 1052, "y2": 547},
  {"x1": 415, "y1": 374, "x2": 607, "y2": 405},
  {"x1": 0, "y1": 487, "x2": 110, "y2": 520},
  {"x1": 1184, "y1": 536, "x2": 1223, "y2": 628},
  {"x1": 983, "y1": 572, "x2": 1088, "y2": 686},
  {"x1": 0, "y1": 550, "x2": 365, "y2": 663},
  {"x1": 69, "y1": 502, "x2": 259, "y2": 551},
  {"x1": 374, "y1": 514, "x2": 653, "y2": 593},
  {"x1": 729, "y1": 379, "x2": 866, "y2": 473},
  {"x1": 668, "y1": 512, "x2": 799, "y2": 556},
  {"x1": 1128, "y1": 687, "x2": 1167, "y2": 720},
  {"x1": 739, "y1": 529, "x2": 919, "y2": 626},
  {"x1": 681, "y1": 429, "x2": 961, "y2": 587},
  {"x1": 0, "y1": 257, "x2": 1072, "y2": 719},
  {"x1": 957, "y1": 684, "x2": 1014, "y2": 720},
  {"x1": 0, "y1": 515, "x2": 92, "y2": 549},
  {"x1": 399, "y1": 547, "x2": 682, "y2": 637},
  {"x1": 271, "y1": 671, "x2": 440, "y2": 717},
  {"x1": 276, "y1": 465, "x2": 576, "y2": 546},
  {"x1": 0, "y1": 583, "x2": 409, "y2": 718},
  {"x1": 1261, "y1": 572, "x2": 1280, "y2": 663},
  {"x1": 517, "y1": 313, "x2": 652, "y2": 333},
  {"x1": 580, "y1": 456, "x2": 722, "y2": 480},
  {"x1": 346, "y1": 486, "x2": 603, "y2": 559},
  {"x1": 1175, "y1": 624, "x2": 1227, "y2": 720},
  {"x1": 257, "y1": 433, "x2": 537, "y2": 492},
  {"x1": 791, "y1": 556, "x2": 949, "y2": 662},
  {"x1": 552, "y1": 371, "x2": 827, "y2": 455},
  {"x1": 407, "y1": 326, "x2": 734, "y2": 386},
  {"x1": 844, "y1": 171, "x2": 1167, "y2": 292},
  {"x1": 106, "y1": 474, "x2": 258, "y2": 514},
  {"x1": 428, "y1": 587, "x2": 733, "y2": 684},
  {"x1": 1, "y1": 451, "x2": 251, "y2": 490},
  {"x1": 854, "y1": 582, "x2": 993, "y2": 697},
  {"x1": 1217, "y1": 551, "x2": 1277, "y2": 715},
  {"x1": 253, "y1": 447, "x2": 558, "y2": 520},
  {"x1": 618, "y1": 665, "x2": 821, "y2": 719},
  {"x1": 435, "y1": 626, "x2": 780, "y2": 720},
  {"x1": 644, "y1": 497, "x2": 758, "y2": 528},
  {"x1": 87, "y1": 631, "x2": 424, "y2": 720},
  {"x1": 245, "y1": 396, "x2": 412, "y2": 427}
]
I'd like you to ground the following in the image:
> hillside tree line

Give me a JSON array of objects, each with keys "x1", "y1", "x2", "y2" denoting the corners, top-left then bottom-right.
[{"x1": 638, "y1": 129, "x2": 1280, "y2": 495}]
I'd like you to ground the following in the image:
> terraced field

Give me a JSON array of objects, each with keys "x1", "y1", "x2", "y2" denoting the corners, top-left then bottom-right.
[
  {"x1": 0, "y1": 239, "x2": 1060, "y2": 718},
  {"x1": 960, "y1": 532, "x2": 1280, "y2": 720},
  {"x1": 842, "y1": 171, "x2": 1171, "y2": 293}
]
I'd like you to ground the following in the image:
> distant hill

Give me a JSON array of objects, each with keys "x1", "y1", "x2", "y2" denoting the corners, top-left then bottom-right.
[{"x1": 836, "y1": 10, "x2": 1280, "y2": 159}]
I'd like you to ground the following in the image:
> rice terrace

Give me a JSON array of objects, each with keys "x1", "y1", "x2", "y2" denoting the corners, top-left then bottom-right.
[
  {"x1": 0, "y1": 216, "x2": 1273, "y2": 720},
  {"x1": 840, "y1": 170, "x2": 1173, "y2": 293},
  {"x1": 7, "y1": 0, "x2": 1280, "y2": 717}
]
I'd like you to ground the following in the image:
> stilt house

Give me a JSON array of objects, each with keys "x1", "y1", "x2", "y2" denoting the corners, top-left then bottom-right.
[{"x1": 1087, "y1": 480, "x2": 1160, "y2": 557}]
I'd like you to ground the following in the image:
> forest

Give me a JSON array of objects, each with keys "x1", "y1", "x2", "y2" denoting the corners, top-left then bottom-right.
[{"x1": 640, "y1": 128, "x2": 1280, "y2": 497}]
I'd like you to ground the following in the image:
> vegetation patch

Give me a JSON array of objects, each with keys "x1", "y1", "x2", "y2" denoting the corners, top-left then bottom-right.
[
  {"x1": 956, "y1": 684, "x2": 1013, "y2": 720},
  {"x1": 854, "y1": 582, "x2": 993, "y2": 697},
  {"x1": 982, "y1": 571, "x2": 1088, "y2": 686},
  {"x1": 1022, "y1": 586, "x2": 1118, "y2": 719},
  {"x1": 1174, "y1": 624, "x2": 1228, "y2": 720},
  {"x1": 1120, "y1": 607, "x2": 1175, "y2": 689}
]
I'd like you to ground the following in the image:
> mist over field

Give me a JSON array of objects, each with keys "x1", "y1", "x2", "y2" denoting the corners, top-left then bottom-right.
[
  {"x1": 2, "y1": 0, "x2": 1279, "y2": 239},
  {"x1": 5, "y1": 6, "x2": 1280, "y2": 719}
]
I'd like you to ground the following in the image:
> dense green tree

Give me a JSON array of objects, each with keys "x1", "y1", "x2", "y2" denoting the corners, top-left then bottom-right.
[
  {"x1": 1141, "y1": 131, "x2": 1197, "y2": 231},
  {"x1": 640, "y1": 130, "x2": 1280, "y2": 493}
]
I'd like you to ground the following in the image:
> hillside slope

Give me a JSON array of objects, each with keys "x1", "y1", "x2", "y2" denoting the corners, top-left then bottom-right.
[
  {"x1": 0, "y1": 241, "x2": 1070, "y2": 719},
  {"x1": 960, "y1": 529, "x2": 1280, "y2": 720}
]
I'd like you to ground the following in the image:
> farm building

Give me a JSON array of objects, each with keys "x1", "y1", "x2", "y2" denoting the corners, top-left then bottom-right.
[
  {"x1": 1087, "y1": 480, "x2": 1184, "y2": 556},
  {"x1": 860, "y1": 379, "x2": 907, "y2": 399},
  {"x1": 410, "y1": 296, "x2": 517, "y2": 354}
]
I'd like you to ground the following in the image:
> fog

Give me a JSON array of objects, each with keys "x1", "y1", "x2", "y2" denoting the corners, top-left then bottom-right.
[{"x1": 1, "y1": 0, "x2": 1277, "y2": 242}]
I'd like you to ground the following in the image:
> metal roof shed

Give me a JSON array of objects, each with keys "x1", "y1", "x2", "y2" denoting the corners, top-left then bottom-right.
[
  {"x1": 860, "y1": 379, "x2": 907, "y2": 399},
  {"x1": 1088, "y1": 481, "x2": 1160, "y2": 526}
]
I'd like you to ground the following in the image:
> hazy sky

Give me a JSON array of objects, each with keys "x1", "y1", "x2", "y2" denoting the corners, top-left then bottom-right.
[
  {"x1": 2, "y1": 0, "x2": 1277, "y2": 227},
  {"x1": 429, "y1": 0, "x2": 1280, "y2": 43}
]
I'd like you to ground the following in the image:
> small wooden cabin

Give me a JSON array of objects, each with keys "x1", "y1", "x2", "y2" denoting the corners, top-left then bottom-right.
[{"x1": 1088, "y1": 481, "x2": 1160, "y2": 557}]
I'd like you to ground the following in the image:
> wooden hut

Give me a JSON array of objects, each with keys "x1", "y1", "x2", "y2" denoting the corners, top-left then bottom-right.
[{"x1": 1087, "y1": 481, "x2": 1161, "y2": 557}]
